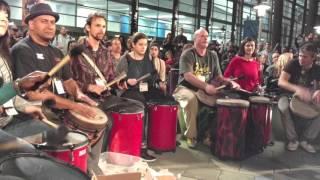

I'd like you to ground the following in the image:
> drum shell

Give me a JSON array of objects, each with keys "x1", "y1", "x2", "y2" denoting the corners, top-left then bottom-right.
[
  {"x1": 0, "y1": 153, "x2": 90, "y2": 180},
  {"x1": 214, "y1": 99, "x2": 249, "y2": 160},
  {"x1": 147, "y1": 102, "x2": 178, "y2": 152},
  {"x1": 34, "y1": 131, "x2": 89, "y2": 172},
  {"x1": 246, "y1": 98, "x2": 272, "y2": 154},
  {"x1": 108, "y1": 111, "x2": 144, "y2": 157},
  {"x1": 64, "y1": 107, "x2": 107, "y2": 146}
]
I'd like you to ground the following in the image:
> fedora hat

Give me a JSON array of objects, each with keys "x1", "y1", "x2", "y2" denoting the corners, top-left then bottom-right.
[{"x1": 24, "y1": 3, "x2": 59, "y2": 23}]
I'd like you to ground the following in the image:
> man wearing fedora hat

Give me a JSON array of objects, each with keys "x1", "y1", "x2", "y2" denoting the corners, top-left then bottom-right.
[{"x1": 11, "y1": 3, "x2": 103, "y2": 174}]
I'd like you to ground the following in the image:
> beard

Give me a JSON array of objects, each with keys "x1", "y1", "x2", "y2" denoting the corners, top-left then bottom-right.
[{"x1": 91, "y1": 33, "x2": 105, "y2": 41}]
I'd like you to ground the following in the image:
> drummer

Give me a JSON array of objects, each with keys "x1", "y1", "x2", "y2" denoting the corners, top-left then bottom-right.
[
  {"x1": 69, "y1": 12, "x2": 145, "y2": 153},
  {"x1": 10, "y1": 3, "x2": 100, "y2": 174},
  {"x1": 172, "y1": 28, "x2": 239, "y2": 148},
  {"x1": 278, "y1": 42, "x2": 320, "y2": 153},
  {"x1": 116, "y1": 32, "x2": 168, "y2": 162},
  {"x1": 224, "y1": 37, "x2": 262, "y2": 94}
]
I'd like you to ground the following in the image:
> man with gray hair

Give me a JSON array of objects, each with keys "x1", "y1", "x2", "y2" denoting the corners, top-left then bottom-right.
[{"x1": 173, "y1": 27, "x2": 239, "y2": 148}]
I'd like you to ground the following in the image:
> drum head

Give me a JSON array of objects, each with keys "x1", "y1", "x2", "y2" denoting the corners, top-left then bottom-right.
[
  {"x1": 147, "y1": 96, "x2": 178, "y2": 106},
  {"x1": 68, "y1": 107, "x2": 108, "y2": 130},
  {"x1": 290, "y1": 95, "x2": 319, "y2": 119},
  {"x1": 216, "y1": 98, "x2": 250, "y2": 108},
  {"x1": 0, "y1": 153, "x2": 90, "y2": 180},
  {"x1": 32, "y1": 131, "x2": 88, "y2": 150},
  {"x1": 249, "y1": 96, "x2": 270, "y2": 104}
]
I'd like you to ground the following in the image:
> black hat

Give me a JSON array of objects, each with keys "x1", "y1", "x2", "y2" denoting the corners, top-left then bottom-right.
[{"x1": 24, "y1": 3, "x2": 59, "y2": 24}]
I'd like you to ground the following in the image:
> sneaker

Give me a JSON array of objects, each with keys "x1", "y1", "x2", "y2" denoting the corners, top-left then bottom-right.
[
  {"x1": 141, "y1": 150, "x2": 157, "y2": 162},
  {"x1": 300, "y1": 141, "x2": 316, "y2": 153},
  {"x1": 287, "y1": 141, "x2": 299, "y2": 151},
  {"x1": 186, "y1": 138, "x2": 197, "y2": 149}
]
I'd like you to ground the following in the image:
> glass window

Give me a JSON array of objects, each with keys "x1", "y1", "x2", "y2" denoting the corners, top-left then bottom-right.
[
  {"x1": 10, "y1": 6, "x2": 22, "y2": 20},
  {"x1": 77, "y1": 0, "x2": 106, "y2": 9},
  {"x1": 7, "y1": 0, "x2": 21, "y2": 7}
]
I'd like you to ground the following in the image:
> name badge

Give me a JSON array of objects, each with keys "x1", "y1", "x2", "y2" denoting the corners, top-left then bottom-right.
[
  {"x1": 36, "y1": 53, "x2": 44, "y2": 60},
  {"x1": 5, "y1": 107, "x2": 18, "y2": 116},
  {"x1": 95, "y1": 78, "x2": 106, "y2": 87},
  {"x1": 53, "y1": 78, "x2": 65, "y2": 95},
  {"x1": 197, "y1": 75, "x2": 206, "y2": 82},
  {"x1": 139, "y1": 82, "x2": 148, "y2": 92},
  {"x1": 3, "y1": 99, "x2": 14, "y2": 108}
]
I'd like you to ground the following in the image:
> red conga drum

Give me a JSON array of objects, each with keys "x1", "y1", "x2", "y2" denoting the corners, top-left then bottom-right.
[
  {"x1": 32, "y1": 131, "x2": 89, "y2": 172},
  {"x1": 147, "y1": 99, "x2": 178, "y2": 153},
  {"x1": 0, "y1": 153, "x2": 90, "y2": 180},
  {"x1": 246, "y1": 96, "x2": 272, "y2": 154},
  {"x1": 108, "y1": 105, "x2": 144, "y2": 157},
  {"x1": 168, "y1": 68, "x2": 179, "y2": 95},
  {"x1": 214, "y1": 99, "x2": 250, "y2": 160}
]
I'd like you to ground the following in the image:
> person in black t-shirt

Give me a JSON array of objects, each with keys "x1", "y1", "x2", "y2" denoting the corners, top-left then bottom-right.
[{"x1": 278, "y1": 42, "x2": 320, "y2": 153}]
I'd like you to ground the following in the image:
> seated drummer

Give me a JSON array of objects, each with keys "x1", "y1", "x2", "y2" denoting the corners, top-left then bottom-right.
[
  {"x1": 10, "y1": 3, "x2": 100, "y2": 174},
  {"x1": 116, "y1": 32, "x2": 167, "y2": 162},
  {"x1": 224, "y1": 37, "x2": 262, "y2": 96},
  {"x1": 69, "y1": 13, "x2": 144, "y2": 152},
  {"x1": 278, "y1": 42, "x2": 320, "y2": 153},
  {"x1": 0, "y1": 0, "x2": 48, "y2": 135},
  {"x1": 172, "y1": 28, "x2": 239, "y2": 148}
]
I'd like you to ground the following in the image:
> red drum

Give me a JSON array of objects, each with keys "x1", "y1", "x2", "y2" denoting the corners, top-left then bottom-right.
[
  {"x1": 147, "y1": 99, "x2": 178, "y2": 153},
  {"x1": 108, "y1": 105, "x2": 144, "y2": 157},
  {"x1": 168, "y1": 68, "x2": 179, "y2": 95},
  {"x1": 34, "y1": 131, "x2": 89, "y2": 172},
  {"x1": 64, "y1": 107, "x2": 108, "y2": 146},
  {"x1": 246, "y1": 96, "x2": 272, "y2": 154},
  {"x1": 214, "y1": 99, "x2": 250, "y2": 160},
  {"x1": 0, "y1": 153, "x2": 90, "y2": 180}
]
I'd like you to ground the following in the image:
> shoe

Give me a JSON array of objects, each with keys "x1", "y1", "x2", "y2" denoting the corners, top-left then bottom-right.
[
  {"x1": 300, "y1": 141, "x2": 316, "y2": 153},
  {"x1": 287, "y1": 141, "x2": 299, "y2": 151},
  {"x1": 141, "y1": 150, "x2": 157, "y2": 162},
  {"x1": 186, "y1": 138, "x2": 197, "y2": 149}
]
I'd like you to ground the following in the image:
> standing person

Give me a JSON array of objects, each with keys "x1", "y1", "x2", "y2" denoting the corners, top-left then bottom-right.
[
  {"x1": 10, "y1": 3, "x2": 102, "y2": 174},
  {"x1": 150, "y1": 43, "x2": 166, "y2": 93},
  {"x1": 116, "y1": 32, "x2": 166, "y2": 162},
  {"x1": 173, "y1": 28, "x2": 187, "y2": 62},
  {"x1": 278, "y1": 42, "x2": 320, "y2": 153},
  {"x1": 162, "y1": 32, "x2": 174, "y2": 55},
  {"x1": 110, "y1": 37, "x2": 122, "y2": 69},
  {"x1": 173, "y1": 28, "x2": 239, "y2": 148},
  {"x1": 224, "y1": 37, "x2": 262, "y2": 92},
  {"x1": 52, "y1": 26, "x2": 73, "y2": 55}
]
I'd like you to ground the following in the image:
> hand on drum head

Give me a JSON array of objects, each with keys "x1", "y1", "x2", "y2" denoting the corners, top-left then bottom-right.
[
  {"x1": 72, "y1": 103, "x2": 97, "y2": 119},
  {"x1": 75, "y1": 90, "x2": 98, "y2": 106},
  {"x1": 312, "y1": 90, "x2": 320, "y2": 104},
  {"x1": 295, "y1": 87, "x2": 312, "y2": 103}
]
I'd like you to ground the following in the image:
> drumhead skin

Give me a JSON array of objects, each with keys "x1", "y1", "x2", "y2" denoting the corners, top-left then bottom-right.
[
  {"x1": 216, "y1": 99, "x2": 250, "y2": 108},
  {"x1": 290, "y1": 95, "x2": 319, "y2": 119},
  {"x1": 249, "y1": 96, "x2": 270, "y2": 104},
  {"x1": 35, "y1": 131, "x2": 89, "y2": 151},
  {"x1": 67, "y1": 107, "x2": 108, "y2": 130},
  {"x1": 0, "y1": 153, "x2": 90, "y2": 180}
]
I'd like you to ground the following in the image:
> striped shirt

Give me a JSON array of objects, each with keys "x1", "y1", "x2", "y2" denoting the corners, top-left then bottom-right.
[{"x1": 0, "y1": 55, "x2": 13, "y2": 128}]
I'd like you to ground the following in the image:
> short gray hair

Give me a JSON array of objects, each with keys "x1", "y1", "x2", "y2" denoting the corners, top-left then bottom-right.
[{"x1": 193, "y1": 27, "x2": 207, "y2": 41}]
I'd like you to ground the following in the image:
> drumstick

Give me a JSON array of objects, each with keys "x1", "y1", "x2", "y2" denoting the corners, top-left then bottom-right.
[
  {"x1": 137, "y1": 71, "x2": 156, "y2": 82},
  {"x1": 30, "y1": 46, "x2": 84, "y2": 90},
  {"x1": 41, "y1": 117, "x2": 59, "y2": 128},
  {"x1": 214, "y1": 77, "x2": 239, "y2": 91},
  {"x1": 104, "y1": 72, "x2": 127, "y2": 88}
]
